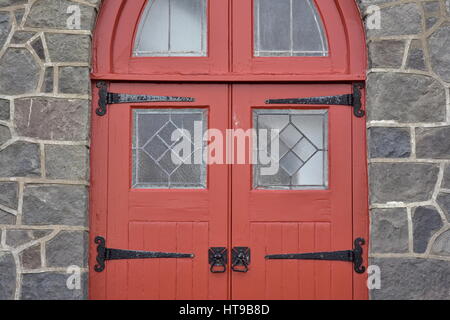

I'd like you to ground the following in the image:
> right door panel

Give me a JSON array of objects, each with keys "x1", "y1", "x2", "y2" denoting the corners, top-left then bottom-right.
[{"x1": 231, "y1": 84, "x2": 354, "y2": 300}]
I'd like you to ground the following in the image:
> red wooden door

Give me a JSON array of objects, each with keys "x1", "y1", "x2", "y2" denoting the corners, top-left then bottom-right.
[
  {"x1": 101, "y1": 83, "x2": 229, "y2": 300},
  {"x1": 231, "y1": 84, "x2": 354, "y2": 300}
]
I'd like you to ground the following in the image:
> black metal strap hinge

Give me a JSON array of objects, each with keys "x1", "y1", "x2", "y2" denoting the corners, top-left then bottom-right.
[
  {"x1": 94, "y1": 236, "x2": 194, "y2": 272},
  {"x1": 265, "y1": 238, "x2": 366, "y2": 274},
  {"x1": 265, "y1": 83, "x2": 365, "y2": 118},
  {"x1": 96, "y1": 81, "x2": 195, "y2": 116}
]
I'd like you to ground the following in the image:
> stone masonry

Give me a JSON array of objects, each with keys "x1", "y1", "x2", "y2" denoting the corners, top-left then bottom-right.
[
  {"x1": 0, "y1": 0, "x2": 99, "y2": 300},
  {"x1": 359, "y1": 0, "x2": 450, "y2": 299},
  {"x1": 0, "y1": 0, "x2": 449, "y2": 300}
]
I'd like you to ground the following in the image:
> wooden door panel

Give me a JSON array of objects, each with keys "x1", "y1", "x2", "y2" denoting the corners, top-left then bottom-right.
[
  {"x1": 126, "y1": 222, "x2": 210, "y2": 300},
  {"x1": 231, "y1": 84, "x2": 354, "y2": 300},
  {"x1": 248, "y1": 192, "x2": 331, "y2": 221},
  {"x1": 103, "y1": 83, "x2": 229, "y2": 300},
  {"x1": 234, "y1": 222, "x2": 353, "y2": 300}
]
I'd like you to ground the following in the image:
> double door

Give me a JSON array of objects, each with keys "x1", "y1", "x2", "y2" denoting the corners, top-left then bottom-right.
[{"x1": 90, "y1": 82, "x2": 361, "y2": 300}]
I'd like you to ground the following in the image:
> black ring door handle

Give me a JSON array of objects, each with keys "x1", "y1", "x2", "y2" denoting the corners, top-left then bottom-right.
[
  {"x1": 231, "y1": 247, "x2": 250, "y2": 273},
  {"x1": 209, "y1": 247, "x2": 227, "y2": 273},
  {"x1": 210, "y1": 262, "x2": 227, "y2": 273}
]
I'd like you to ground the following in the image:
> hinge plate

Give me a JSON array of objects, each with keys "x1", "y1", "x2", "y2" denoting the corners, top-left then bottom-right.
[
  {"x1": 265, "y1": 238, "x2": 366, "y2": 274},
  {"x1": 94, "y1": 236, "x2": 194, "y2": 272},
  {"x1": 265, "y1": 82, "x2": 365, "y2": 118},
  {"x1": 96, "y1": 81, "x2": 195, "y2": 116}
]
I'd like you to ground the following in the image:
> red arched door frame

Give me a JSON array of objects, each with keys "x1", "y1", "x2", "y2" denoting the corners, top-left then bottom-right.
[{"x1": 90, "y1": 0, "x2": 368, "y2": 300}]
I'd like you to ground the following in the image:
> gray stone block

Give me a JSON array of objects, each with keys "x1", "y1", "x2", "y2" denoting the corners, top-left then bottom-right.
[
  {"x1": 21, "y1": 272, "x2": 87, "y2": 300},
  {"x1": 370, "y1": 208, "x2": 409, "y2": 253},
  {"x1": 371, "y1": 258, "x2": 450, "y2": 300},
  {"x1": 21, "y1": 244, "x2": 42, "y2": 269},
  {"x1": 428, "y1": 23, "x2": 450, "y2": 82},
  {"x1": 46, "y1": 231, "x2": 88, "y2": 268},
  {"x1": 22, "y1": 185, "x2": 88, "y2": 226},
  {"x1": 0, "y1": 11, "x2": 11, "y2": 48},
  {"x1": 0, "y1": 48, "x2": 40, "y2": 95},
  {"x1": 0, "y1": 0, "x2": 27, "y2": 8},
  {"x1": 45, "y1": 33, "x2": 91, "y2": 63},
  {"x1": 416, "y1": 126, "x2": 450, "y2": 159},
  {"x1": 45, "y1": 145, "x2": 88, "y2": 180},
  {"x1": 367, "y1": 73, "x2": 446, "y2": 123},
  {"x1": 0, "y1": 182, "x2": 18, "y2": 209},
  {"x1": 26, "y1": 0, "x2": 96, "y2": 30},
  {"x1": 368, "y1": 127, "x2": 411, "y2": 158},
  {"x1": 59, "y1": 67, "x2": 90, "y2": 94},
  {"x1": 14, "y1": 97, "x2": 89, "y2": 141},
  {"x1": 0, "y1": 99, "x2": 9, "y2": 120},
  {"x1": 406, "y1": 40, "x2": 426, "y2": 71},
  {"x1": 0, "y1": 142, "x2": 41, "y2": 177},
  {"x1": 436, "y1": 193, "x2": 450, "y2": 221},
  {"x1": 0, "y1": 251, "x2": 16, "y2": 300},
  {"x1": 0, "y1": 124, "x2": 11, "y2": 145},
  {"x1": 41, "y1": 67, "x2": 53, "y2": 93},
  {"x1": 30, "y1": 37, "x2": 45, "y2": 61},
  {"x1": 413, "y1": 206, "x2": 443, "y2": 254},
  {"x1": 369, "y1": 163, "x2": 439, "y2": 203},
  {"x1": 432, "y1": 230, "x2": 450, "y2": 256},
  {"x1": 366, "y1": 3, "x2": 422, "y2": 37},
  {"x1": 369, "y1": 40, "x2": 405, "y2": 68},
  {"x1": 443, "y1": 165, "x2": 450, "y2": 189},
  {"x1": 0, "y1": 209, "x2": 16, "y2": 224}
]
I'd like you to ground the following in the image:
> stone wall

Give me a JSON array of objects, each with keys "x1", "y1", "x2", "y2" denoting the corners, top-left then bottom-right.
[
  {"x1": 359, "y1": 0, "x2": 450, "y2": 299},
  {"x1": 0, "y1": 0, "x2": 449, "y2": 300},
  {"x1": 0, "y1": 0, "x2": 99, "y2": 300}
]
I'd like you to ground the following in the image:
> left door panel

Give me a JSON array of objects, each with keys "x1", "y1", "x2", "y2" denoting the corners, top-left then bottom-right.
[{"x1": 90, "y1": 83, "x2": 229, "y2": 300}]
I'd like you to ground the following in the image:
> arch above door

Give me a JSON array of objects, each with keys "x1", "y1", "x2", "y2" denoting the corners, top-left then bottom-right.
[{"x1": 92, "y1": 0, "x2": 367, "y2": 81}]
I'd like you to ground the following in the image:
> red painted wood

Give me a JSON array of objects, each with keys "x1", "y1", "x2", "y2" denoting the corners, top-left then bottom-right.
[
  {"x1": 91, "y1": 73, "x2": 366, "y2": 82},
  {"x1": 89, "y1": 82, "x2": 108, "y2": 300},
  {"x1": 91, "y1": 83, "x2": 229, "y2": 300},
  {"x1": 101, "y1": 0, "x2": 229, "y2": 75},
  {"x1": 352, "y1": 87, "x2": 369, "y2": 300},
  {"x1": 92, "y1": 0, "x2": 366, "y2": 80},
  {"x1": 232, "y1": 0, "x2": 347, "y2": 75},
  {"x1": 231, "y1": 84, "x2": 354, "y2": 300}
]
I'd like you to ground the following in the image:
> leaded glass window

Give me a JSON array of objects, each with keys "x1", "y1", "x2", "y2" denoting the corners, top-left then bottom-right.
[
  {"x1": 132, "y1": 109, "x2": 207, "y2": 189},
  {"x1": 254, "y1": 109, "x2": 328, "y2": 190},
  {"x1": 133, "y1": 0, "x2": 207, "y2": 57},
  {"x1": 254, "y1": 0, "x2": 329, "y2": 57}
]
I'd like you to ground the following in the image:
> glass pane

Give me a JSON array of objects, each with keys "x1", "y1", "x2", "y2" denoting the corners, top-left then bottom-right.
[
  {"x1": 254, "y1": 0, "x2": 328, "y2": 57},
  {"x1": 133, "y1": 0, "x2": 207, "y2": 57},
  {"x1": 132, "y1": 109, "x2": 207, "y2": 189},
  {"x1": 254, "y1": 109, "x2": 328, "y2": 190}
]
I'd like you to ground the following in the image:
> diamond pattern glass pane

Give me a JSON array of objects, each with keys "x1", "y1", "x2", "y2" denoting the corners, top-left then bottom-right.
[
  {"x1": 254, "y1": 109, "x2": 328, "y2": 190},
  {"x1": 254, "y1": 0, "x2": 328, "y2": 57},
  {"x1": 133, "y1": 109, "x2": 207, "y2": 189},
  {"x1": 133, "y1": 0, "x2": 207, "y2": 57}
]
